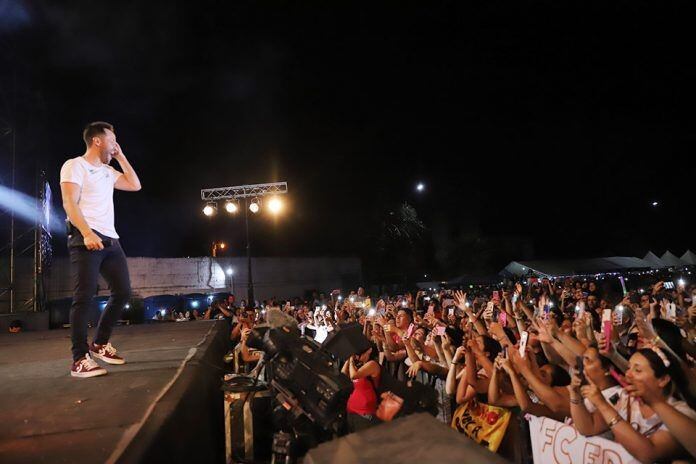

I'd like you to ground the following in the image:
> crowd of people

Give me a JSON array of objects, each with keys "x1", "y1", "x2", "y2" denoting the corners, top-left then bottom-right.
[{"x1": 214, "y1": 274, "x2": 696, "y2": 463}]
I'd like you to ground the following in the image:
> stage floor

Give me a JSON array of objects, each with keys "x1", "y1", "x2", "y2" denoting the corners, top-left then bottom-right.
[{"x1": 0, "y1": 320, "x2": 225, "y2": 463}]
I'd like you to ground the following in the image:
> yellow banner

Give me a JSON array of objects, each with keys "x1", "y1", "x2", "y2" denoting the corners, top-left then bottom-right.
[{"x1": 451, "y1": 399, "x2": 511, "y2": 452}]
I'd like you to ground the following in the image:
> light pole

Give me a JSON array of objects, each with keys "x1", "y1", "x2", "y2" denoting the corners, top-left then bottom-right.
[{"x1": 201, "y1": 182, "x2": 288, "y2": 304}]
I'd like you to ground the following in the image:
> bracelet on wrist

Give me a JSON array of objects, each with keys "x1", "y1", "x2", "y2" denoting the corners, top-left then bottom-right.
[
  {"x1": 570, "y1": 398, "x2": 582, "y2": 405},
  {"x1": 607, "y1": 413, "x2": 623, "y2": 428}
]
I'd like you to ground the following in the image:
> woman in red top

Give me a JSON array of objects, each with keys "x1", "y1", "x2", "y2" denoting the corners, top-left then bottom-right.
[{"x1": 342, "y1": 344, "x2": 381, "y2": 432}]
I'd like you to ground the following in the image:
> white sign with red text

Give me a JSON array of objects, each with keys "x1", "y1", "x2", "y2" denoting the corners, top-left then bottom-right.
[{"x1": 528, "y1": 415, "x2": 639, "y2": 464}]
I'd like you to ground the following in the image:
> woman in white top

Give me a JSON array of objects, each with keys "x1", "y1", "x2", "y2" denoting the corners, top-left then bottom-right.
[{"x1": 581, "y1": 347, "x2": 696, "y2": 463}]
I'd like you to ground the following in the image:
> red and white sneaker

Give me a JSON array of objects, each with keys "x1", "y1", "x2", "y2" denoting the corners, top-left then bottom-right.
[
  {"x1": 89, "y1": 342, "x2": 126, "y2": 365},
  {"x1": 71, "y1": 354, "x2": 107, "y2": 378}
]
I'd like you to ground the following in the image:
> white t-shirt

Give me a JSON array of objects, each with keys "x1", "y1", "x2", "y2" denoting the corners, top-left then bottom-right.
[
  {"x1": 60, "y1": 156, "x2": 122, "y2": 238},
  {"x1": 314, "y1": 325, "x2": 329, "y2": 344},
  {"x1": 614, "y1": 389, "x2": 696, "y2": 436}
]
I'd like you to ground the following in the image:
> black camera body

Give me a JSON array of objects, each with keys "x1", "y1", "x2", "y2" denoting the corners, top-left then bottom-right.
[{"x1": 247, "y1": 326, "x2": 353, "y2": 431}]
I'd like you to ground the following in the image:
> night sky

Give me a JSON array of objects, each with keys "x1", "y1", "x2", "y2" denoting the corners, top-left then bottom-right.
[{"x1": 1, "y1": 1, "x2": 695, "y2": 279}]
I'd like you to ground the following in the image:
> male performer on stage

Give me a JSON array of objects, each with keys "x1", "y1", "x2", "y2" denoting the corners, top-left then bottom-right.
[{"x1": 60, "y1": 122, "x2": 141, "y2": 378}]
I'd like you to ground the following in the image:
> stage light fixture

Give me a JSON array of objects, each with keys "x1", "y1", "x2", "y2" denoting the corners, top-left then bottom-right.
[
  {"x1": 225, "y1": 201, "x2": 238, "y2": 214},
  {"x1": 268, "y1": 197, "x2": 282, "y2": 214},
  {"x1": 226, "y1": 268, "x2": 234, "y2": 276},
  {"x1": 203, "y1": 202, "x2": 217, "y2": 216},
  {"x1": 249, "y1": 199, "x2": 260, "y2": 213}
]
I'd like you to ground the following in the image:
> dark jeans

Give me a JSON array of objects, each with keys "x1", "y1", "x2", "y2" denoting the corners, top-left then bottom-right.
[{"x1": 68, "y1": 230, "x2": 131, "y2": 362}]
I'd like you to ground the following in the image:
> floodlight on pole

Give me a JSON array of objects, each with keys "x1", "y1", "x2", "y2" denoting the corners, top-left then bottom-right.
[
  {"x1": 200, "y1": 182, "x2": 288, "y2": 303},
  {"x1": 203, "y1": 202, "x2": 217, "y2": 216},
  {"x1": 268, "y1": 197, "x2": 282, "y2": 214},
  {"x1": 224, "y1": 201, "x2": 238, "y2": 214}
]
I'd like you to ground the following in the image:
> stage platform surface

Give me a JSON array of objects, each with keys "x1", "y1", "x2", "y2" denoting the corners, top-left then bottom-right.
[{"x1": 0, "y1": 320, "x2": 228, "y2": 464}]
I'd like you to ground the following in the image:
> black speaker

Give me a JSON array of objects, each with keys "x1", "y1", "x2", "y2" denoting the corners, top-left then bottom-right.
[{"x1": 223, "y1": 379, "x2": 274, "y2": 463}]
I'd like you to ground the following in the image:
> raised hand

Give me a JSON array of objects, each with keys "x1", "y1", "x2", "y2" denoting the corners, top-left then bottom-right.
[
  {"x1": 453, "y1": 345, "x2": 467, "y2": 363},
  {"x1": 535, "y1": 318, "x2": 553, "y2": 344},
  {"x1": 634, "y1": 309, "x2": 657, "y2": 342},
  {"x1": 652, "y1": 281, "x2": 664, "y2": 296},
  {"x1": 406, "y1": 360, "x2": 423, "y2": 378},
  {"x1": 466, "y1": 338, "x2": 483, "y2": 357},
  {"x1": 573, "y1": 317, "x2": 588, "y2": 339},
  {"x1": 567, "y1": 369, "x2": 583, "y2": 393},
  {"x1": 112, "y1": 142, "x2": 126, "y2": 162},
  {"x1": 494, "y1": 355, "x2": 505, "y2": 371},
  {"x1": 626, "y1": 376, "x2": 662, "y2": 406},
  {"x1": 509, "y1": 346, "x2": 530, "y2": 372},
  {"x1": 454, "y1": 290, "x2": 469, "y2": 312},
  {"x1": 579, "y1": 377, "x2": 604, "y2": 407}
]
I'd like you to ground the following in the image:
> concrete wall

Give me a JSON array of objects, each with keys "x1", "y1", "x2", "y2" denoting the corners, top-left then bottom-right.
[{"x1": 1, "y1": 256, "x2": 362, "y2": 311}]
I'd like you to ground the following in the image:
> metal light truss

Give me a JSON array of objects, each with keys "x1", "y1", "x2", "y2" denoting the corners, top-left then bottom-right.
[{"x1": 201, "y1": 182, "x2": 288, "y2": 201}]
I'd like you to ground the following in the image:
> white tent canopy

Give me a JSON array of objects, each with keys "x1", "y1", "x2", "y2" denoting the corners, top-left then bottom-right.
[
  {"x1": 661, "y1": 250, "x2": 687, "y2": 267},
  {"x1": 681, "y1": 250, "x2": 696, "y2": 265},
  {"x1": 502, "y1": 257, "x2": 651, "y2": 278},
  {"x1": 502, "y1": 251, "x2": 694, "y2": 279},
  {"x1": 643, "y1": 251, "x2": 668, "y2": 269}
]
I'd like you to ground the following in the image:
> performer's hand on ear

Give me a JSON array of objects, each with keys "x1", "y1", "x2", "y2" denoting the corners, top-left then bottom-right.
[{"x1": 112, "y1": 142, "x2": 125, "y2": 163}]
